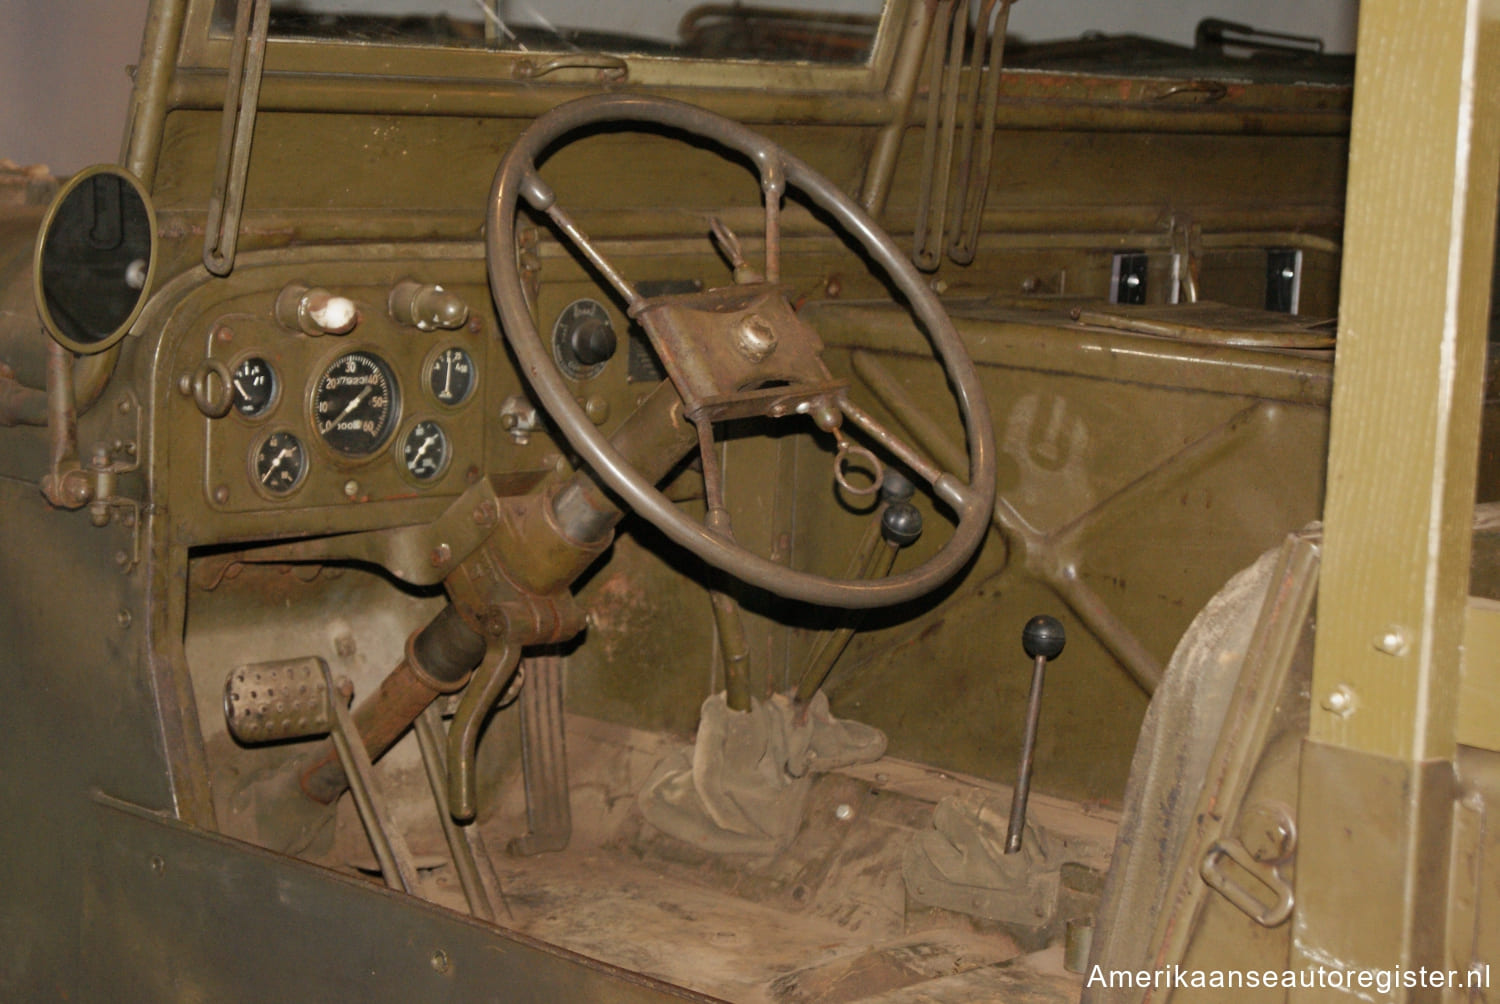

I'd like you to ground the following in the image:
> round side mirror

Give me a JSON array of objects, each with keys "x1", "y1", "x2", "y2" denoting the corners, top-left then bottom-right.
[{"x1": 33, "y1": 165, "x2": 157, "y2": 355}]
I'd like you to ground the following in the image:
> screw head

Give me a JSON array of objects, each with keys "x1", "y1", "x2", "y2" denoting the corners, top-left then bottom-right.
[
  {"x1": 735, "y1": 314, "x2": 778, "y2": 363},
  {"x1": 1022, "y1": 615, "x2": 1066, "y2": 661},
  {"x1": 1238, "y1": 801, "x2": 1296, "y2": 863},
  {"x1": 1374, "y1": 627, "x2": 1409, "y2": 656},
  {"x1": 1322, "y1": 684, "x2": 1356, "y2": 716}
]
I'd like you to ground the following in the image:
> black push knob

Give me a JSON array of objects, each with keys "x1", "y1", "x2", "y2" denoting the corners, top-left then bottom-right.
[
  {"x1": 568, "y1": 318, "x2": 617, "y2": 368},
  {"x1": 879, "y1": 468, "x2": 916, "y2": 503},
  {"x1": 1022, "y1": 614, "x2": 1066, "y2": 661},
  {"x1": 881, "y1": 501, "x2": 923, "y2": 548}
]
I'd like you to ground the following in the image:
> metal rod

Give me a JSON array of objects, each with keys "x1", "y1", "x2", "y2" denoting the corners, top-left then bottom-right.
[
  {"x1": 203, "y1": 0, "x2": 272, "y2": 275},
  {"x1": 861, "y1": 0, "x2": 937, "y2": 216},
  {"x1": 949, "y1": 0, "x2": 1012, "y2": 263},
  {"x1": 324, "y1": 664, "x2": 421, "y2": 893},
  {"x1": 122, "y1": 0, "x2": 190, "y2": 187},
  {"x1": 1004, "y1": 653, "x2": 1047, "y2": 854},
  {"x1": 447, "y1": 640, "x2": 522, "y2": 821},
  {"x1": 698, "y1": 419, "x2": 754, "y2": 712},
  {"x1": 794, "y1": 541, "x2": 898, "y2": 706},
  {"x1": 414, "y1": 707, "x2": 495, "y2": 921},
  {"x1": 543, "y1": 202, "x2": 641, "y2": 308},
  {"x1": 761, "y1": 158, "x2": 784, "y2": 284},
  {"x1": 911, "y1": 0, "x2": 958, "y2": 270},
  {"x1": 836, "y1": 395, "x2": 944, "y2": 486}
]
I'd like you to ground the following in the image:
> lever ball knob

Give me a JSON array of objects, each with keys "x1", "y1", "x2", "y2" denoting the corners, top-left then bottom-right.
[
  {"x1": 1022, "y1": 614, "x2": 1066, "y2": 661},
  {"x1": 879, "y1": 469, "x2": 916, "y2": 504},
  {"x1": 881, "y1": 501, "x2": 923, "y2": 547}
]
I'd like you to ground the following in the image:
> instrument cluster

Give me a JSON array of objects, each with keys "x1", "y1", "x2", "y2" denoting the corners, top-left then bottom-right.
[{"x1": 192, "y1": 278, "x2": 493, "y2": 513}]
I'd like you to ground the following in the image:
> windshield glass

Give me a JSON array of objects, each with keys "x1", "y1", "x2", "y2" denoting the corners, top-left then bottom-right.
[{"x1": 213, "y1": 0, "x2": 887, "y2": 64}]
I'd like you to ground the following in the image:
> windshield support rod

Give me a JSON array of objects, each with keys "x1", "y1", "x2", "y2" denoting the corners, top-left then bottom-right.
[{"x1": 204, "y1": 0, "x2": 272, "y2": 276}]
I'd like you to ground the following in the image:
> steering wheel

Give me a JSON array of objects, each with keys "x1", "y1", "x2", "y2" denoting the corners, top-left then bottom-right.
[{"x1": 486, "y1": 94, "x2": 995, "y2": 610}]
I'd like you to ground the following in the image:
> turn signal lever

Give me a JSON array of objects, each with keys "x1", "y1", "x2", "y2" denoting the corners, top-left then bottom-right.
[{"x1": 1005, "y1": 614, "x2": 1065, "y2": 854}]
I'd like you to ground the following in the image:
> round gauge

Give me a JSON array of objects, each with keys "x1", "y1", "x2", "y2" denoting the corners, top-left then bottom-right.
[
  {"x1": 425, "y1": 346, "x2": 476, "y2": 407},
  {"x1": 402, "y1": 420, "x2": 451, "y2": 482},
  {"x1": 252, "y1": 430, "x2": 307, "y2": 496},
  {"x1": 312, "y1": 350, "x2": 400, "y2": 457},
  {"x1": 231, "y1": 356, "x2": 277, "y2": 418}
]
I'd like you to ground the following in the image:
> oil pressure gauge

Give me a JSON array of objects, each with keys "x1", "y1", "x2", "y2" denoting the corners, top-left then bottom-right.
[
  {"x1": 313, "y1": 350, "x2": 399, "y2": 457},
  {"x1": 425, "y1": 346, "x2": 476, "y2": 407},
  {"x1": 252, "y1": 430, "x2": 307, "y2": 496},
  {"x1": 231, "y1": 356, "x2": 277, "y2": 418},
  {"x1": 401, "y1": 420, "x2": 450, "y2": 482}
]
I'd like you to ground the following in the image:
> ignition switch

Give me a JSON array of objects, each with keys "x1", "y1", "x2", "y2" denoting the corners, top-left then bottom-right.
[{"x1": 551, "y1": 298, "x2": 617, "y2": 379}]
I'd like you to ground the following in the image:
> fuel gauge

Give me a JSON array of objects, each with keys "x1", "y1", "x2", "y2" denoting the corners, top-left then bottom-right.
[
  {"x1": 401, "y1": 420, "x2": 450, "y2": 483},
  {"x1": 232, "y1": 356, "x2": 277, "y2": 418},
  {"x1": 252, "y1": 430, "x2": 307, "y2": 497}
]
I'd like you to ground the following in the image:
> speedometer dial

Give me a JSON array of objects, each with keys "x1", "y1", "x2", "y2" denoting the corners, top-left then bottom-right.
[{"x1": 313, "y1": 350, "x2": 400, "y2": 457}]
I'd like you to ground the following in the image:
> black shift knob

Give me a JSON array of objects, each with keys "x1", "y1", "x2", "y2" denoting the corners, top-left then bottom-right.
[
  {"x1": 1021, "y1": 614, "x2": 1066, "y2": 661},
  {"x1": 881, "y1": 501, "x2": 923, "y2": 547},
  {"x1": 879, "y1": 469, "x2": 916, "y2": 503}
]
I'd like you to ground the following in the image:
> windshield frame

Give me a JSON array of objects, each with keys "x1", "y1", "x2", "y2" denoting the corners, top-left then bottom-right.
[{"x1": 175, "y1": 0, "x2": 911, "y2": 96}]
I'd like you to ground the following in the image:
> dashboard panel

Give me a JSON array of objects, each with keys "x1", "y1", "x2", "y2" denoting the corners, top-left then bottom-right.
[
  {"x1": 195, "y1": 290, "x2": 492, "y2": 513},
  {"x1": 161, "y1": 250, "x2": 684, "y2": 548}
]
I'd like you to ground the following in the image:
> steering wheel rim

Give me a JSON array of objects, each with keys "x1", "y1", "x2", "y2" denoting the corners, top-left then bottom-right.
[{"x1": 486, "y1": 94, "x2": 996, "y2": 610}]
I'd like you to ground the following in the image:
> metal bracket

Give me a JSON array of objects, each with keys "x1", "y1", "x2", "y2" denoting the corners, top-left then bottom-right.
[{"x1": 1201, "y1": 836, "x2": 1295, "y2": 927}]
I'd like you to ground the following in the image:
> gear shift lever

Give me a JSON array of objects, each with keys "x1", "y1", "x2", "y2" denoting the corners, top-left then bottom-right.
[{"x1": 1005, "y1": 614, "x2": 1065, "y2": 854}]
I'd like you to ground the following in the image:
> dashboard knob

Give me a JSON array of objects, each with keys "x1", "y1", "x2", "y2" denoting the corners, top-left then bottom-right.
[
  {"x1": 567, "y1": 318, "x2": 617, "y2": 367},
  {"x1": 274, "y1": 282, "x2": 357, "y2": 336},
  {"x1": 389, "y1": 279, "x2": 470, "y2": 331}
]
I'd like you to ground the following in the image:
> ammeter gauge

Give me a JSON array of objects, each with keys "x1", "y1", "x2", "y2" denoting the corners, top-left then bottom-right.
[{"x1": 313, "y1": 350, "x2": 399, "y2": 457}]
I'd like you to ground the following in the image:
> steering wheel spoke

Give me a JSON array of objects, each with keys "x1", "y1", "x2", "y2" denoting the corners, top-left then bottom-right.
[
  {"x1": 520, "y1": 168, "x2": 643, "y2": 309},
  {"x1": 487, "y1": 94, "x2": 996, "y2": 609}
]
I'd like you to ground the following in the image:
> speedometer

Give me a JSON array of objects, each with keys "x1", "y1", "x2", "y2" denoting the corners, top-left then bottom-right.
[{"x1": 312, "y1": 350, "x2": 400, "y2": 457}]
